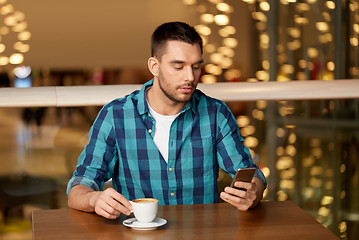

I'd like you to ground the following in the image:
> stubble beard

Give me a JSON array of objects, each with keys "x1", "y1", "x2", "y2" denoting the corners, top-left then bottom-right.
[{"x1": 157, "y1": 71, "x2": 195, "y2": 104}]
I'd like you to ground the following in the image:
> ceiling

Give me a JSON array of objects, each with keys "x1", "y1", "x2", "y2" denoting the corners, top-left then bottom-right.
[{"x1": 5, "y1": 0, "x2": 254, "y2": 71}]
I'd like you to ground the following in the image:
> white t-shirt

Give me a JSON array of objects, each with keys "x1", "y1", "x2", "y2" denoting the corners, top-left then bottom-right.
[{"x1": 147, "y1": 103, "x2": 180, "y2": 163}]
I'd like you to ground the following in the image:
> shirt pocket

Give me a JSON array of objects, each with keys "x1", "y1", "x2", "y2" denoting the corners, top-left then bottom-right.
[
  {"x1": 191, "y1": 136, "x2": 213, "y2": 159},
  {"x1": 180, "y1": 136, "x2": 215, "y2": 174}
]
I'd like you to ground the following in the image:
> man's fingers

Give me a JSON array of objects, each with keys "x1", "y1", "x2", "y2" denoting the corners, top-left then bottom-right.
[
  {"x1": 233, "y1": 181, "x2": 252, "y2": 191},
  {"x1": 95, "y1": 195, "x2": 122, "y2": 216},
  {"x1": 220, "y1": 192, "x2": 250, "y2": 211},
  {"x1": 105, "y1": 197, "x2": 131, "y2": 215},
  {"x1": 225, "y1": 186, "x2": 252, "y2": 199},
  {"x1": 221, "y1": 182, "x2": 257, "y2": 211},
  {"x1": 96, "y1": 188, "x2": 132, "y2": 217},
  {"x1": 107, "y1": 189, "x2": 133, "y2": 212},
  {"x1": 222, "y1": 177, "x2": 264, "y2": 211},
  {"x1": 95, "y1": 206, "x2": 120, "y2": 219}
]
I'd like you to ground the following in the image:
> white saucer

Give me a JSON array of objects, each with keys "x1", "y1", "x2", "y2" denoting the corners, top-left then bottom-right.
[{"x1": 123, "y1": 218, "x2": 167, "y2": 230}]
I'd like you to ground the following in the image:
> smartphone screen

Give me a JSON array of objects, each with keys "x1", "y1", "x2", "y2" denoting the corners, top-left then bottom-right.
[{"x1": 230, "y1": 167, "x2": 256, "y2": 191}]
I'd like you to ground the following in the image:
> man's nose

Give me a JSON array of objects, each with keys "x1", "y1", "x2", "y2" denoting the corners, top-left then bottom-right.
[{"x1": 185, "y1": 66, "x2": 194, "y2": 82}]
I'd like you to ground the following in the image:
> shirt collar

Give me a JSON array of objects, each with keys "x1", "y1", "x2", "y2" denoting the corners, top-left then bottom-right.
[
  {"x1": 137, "y1": 79, "x2": 153, "y2": 115},
  {"x1": 137, "y1": 78, "x2": 197, "y2": 115}
]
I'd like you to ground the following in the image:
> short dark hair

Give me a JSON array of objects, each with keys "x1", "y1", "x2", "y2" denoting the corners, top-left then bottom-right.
[{"x1": 151, "y1": 21, "x2": 203, "y2": 59}]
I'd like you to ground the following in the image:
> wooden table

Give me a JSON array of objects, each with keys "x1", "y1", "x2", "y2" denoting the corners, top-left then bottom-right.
[{"x1": 32, "y1": 201, "x2": 338, "y2": 240}]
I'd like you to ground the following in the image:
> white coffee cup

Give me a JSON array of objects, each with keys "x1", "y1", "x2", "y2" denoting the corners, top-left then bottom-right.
[{"x1": 130, "y1": 198, "x2": 158, "y2": 223}]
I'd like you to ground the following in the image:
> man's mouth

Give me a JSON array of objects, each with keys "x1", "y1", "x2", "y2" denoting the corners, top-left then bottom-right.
[{"x1": 179, "y1": 86, "x2": 192, "y2": 93}]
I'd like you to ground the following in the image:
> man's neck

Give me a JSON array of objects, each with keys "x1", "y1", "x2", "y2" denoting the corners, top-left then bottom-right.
[{"x1": 146, "y1": 83, "x2": 186, "y2": 116}]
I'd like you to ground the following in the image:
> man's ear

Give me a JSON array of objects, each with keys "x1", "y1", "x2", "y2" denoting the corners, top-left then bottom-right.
[{"x1": 148, "y1": 57, "x2": 159, "y2": 77}]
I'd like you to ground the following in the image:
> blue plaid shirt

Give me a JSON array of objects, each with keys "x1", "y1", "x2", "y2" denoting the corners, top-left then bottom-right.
[{"x1": 67, "y1": 79, "x2": 266, "y2": 205}]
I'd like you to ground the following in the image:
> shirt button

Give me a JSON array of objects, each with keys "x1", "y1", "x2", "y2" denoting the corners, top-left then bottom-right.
[
  {"x1": 171, "y1": 192, "x2": 175, "y2": 197},
  {"x1": 169, "y1": 168, "x2": 173, "y2": 172},
  {"x1": 148, "y1": 129, "x2": 152, "y2": 134}
]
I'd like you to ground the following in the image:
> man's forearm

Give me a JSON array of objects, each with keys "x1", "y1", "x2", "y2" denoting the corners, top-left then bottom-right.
[{"x1": 68, "y1": 185, "x2": 100, "y2": 212}]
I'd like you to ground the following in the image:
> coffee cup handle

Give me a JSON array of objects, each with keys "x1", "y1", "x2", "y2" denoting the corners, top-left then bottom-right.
[{"x1": 129, "y1": 201, "x2": 134, "y2": 213}]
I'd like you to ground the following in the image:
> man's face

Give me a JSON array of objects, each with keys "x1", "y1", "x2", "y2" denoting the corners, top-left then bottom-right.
[{"x1": 156, "y1": 40, "x2": 203, "y2": 104}]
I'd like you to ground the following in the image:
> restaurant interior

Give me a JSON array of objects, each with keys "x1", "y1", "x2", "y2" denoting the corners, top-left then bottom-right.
[{"x1": 0, "y1": 0, "x2": 358, "y2": 239}]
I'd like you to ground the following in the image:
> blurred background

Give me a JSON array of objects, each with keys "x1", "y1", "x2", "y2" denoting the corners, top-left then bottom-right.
[{"x1": 0, "y1": 0, "x2": 358, "y2": 239}]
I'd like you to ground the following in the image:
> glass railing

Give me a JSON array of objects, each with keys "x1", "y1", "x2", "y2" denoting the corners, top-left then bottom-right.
[{"x1": 1, "y1": 80, "x2": 358, "y2": 239}]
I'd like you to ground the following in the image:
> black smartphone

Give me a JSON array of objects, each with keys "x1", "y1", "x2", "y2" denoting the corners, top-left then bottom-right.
[{"x1": 230, "y1": 167, "x2": 256, "y2": 191}]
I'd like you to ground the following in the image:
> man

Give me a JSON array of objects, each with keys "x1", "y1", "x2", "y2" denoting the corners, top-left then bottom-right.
[{"x1": 67, "y1": 21, "x2": 266, "y2": 219}]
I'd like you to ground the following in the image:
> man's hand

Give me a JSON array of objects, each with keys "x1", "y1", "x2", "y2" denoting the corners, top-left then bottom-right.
[
  {"x1": 68, "y1": 185, "x2": 132, "y2": 219},
  {"x1": 220, "y1": 177, "x2": 264, "y2": 211},
  {"x1": 90, "y1": 188, "x2": 133, "y2": 219}
]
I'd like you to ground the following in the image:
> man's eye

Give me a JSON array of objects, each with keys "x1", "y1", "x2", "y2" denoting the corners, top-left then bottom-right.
[
  {"x1": 193, "y1": 65, "x2": 201, "y2": 70},
  {"x1": 174, "y1": 66, "x2": 183, "y2": 70}
]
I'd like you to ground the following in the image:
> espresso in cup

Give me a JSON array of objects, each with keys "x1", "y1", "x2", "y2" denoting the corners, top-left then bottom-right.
[
  {"x1": 130, "y1": 198, "x2": 158, "y2": 223},
  {"x1": 133, "y1": 199, "x2": 157, "y2": 203}
]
